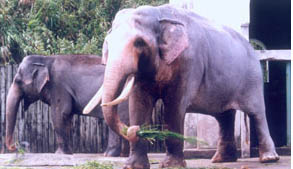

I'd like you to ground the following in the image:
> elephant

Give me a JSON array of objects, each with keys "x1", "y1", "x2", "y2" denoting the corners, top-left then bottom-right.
[
  {"x1": 5, "y1": 54, "x2": 129, "y2": 156},
  {"x1": 85, "y1": 4, "x2": 280, "y2": 169}
]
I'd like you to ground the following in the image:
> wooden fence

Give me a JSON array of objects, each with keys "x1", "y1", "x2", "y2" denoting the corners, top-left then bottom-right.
[{"x1": 0, "y1": 64, "x2": 165, "y2": 153}]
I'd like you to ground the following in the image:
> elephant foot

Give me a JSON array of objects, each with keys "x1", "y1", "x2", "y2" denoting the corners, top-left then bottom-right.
[
  {"x1": 123, "y1": 153, "x2": 150, "y2": 169},
  {"x1": 212, "y1": 141, "x2": 237, "y2": 163},
  {"x1": 104, "y1": 146, "x2": 121, "y2": 157},
  {"x1": 259, "y1": 151, "x2": 280, "y2": 163},
  {"x1": 159, "y1": 154, "x2": 186, "y2": 168},
  {"x1": 55, "y1": 147, "x2": 73, "y2": 154}
]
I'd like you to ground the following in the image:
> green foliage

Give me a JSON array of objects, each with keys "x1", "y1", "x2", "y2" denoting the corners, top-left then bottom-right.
[
  {"x1": 122, "y1": 0, "x2": 168, "y2": 8},
  {"x1": 249, "y1": 39, "x2": 266, "y2": 50},
  {"x1": 0, "y1": 0, "x2": 27, "y2": 63},
  {"x1": 0, "y1": 0, "x2": 167, "y2": 64},
  {"x1": 74, "y1": 161, "x2": 113, "y2": 169},
  {"x1": 136, "y1": 125, "x2": 207, "y2": 145}
]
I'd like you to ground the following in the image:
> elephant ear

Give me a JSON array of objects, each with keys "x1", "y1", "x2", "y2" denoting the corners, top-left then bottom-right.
[
  {"x1": 32, "y1": 63, "x2": 50, "y2": 93},
  {"x1": 159, "y1": 19, "x2": 189, "y2": 64}
]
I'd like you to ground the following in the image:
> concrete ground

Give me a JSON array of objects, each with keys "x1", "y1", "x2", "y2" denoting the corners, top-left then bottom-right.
[{"x1": 0, "y1": 153, "x2": 290, "y2": 169}]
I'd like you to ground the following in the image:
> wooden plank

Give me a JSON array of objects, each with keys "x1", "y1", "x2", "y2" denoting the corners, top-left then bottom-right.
[
  {"x1": 77, "y1": 115, "x2": 81, "y2": 153},
  {"x1": 91, "y1": 117, "x2": 97, "y2": 153},
  {"x1": 97, "y1": 119, "x2": 103, "y2": 153},
  {"x1": 286, "y1": 62, "x2": 291, "y2": 146},
  {"x1": 77, "y1": 115, "x2": 82, "y2": 153},
  {"x1": 27, "y1": 104, "x2": 32, "y2": 152},
  {"x1": 34, "y1": 102, "x2": 38, "y2": 152},
  {"x1": 42, "y1": 103, "x2": 49, "y2": 153},
  {"x1": 102, "y1": 121, "x2": 108, "y2": 152},
  {"x1": 81, "y1": 116, "x2": 85, "y2": 153},
  {"x1": 48, "y1": 107, "x2": 55, "y2": 153},
  {"x1": 69, "y1": 116, "x2": 73, "y2": 153},
  {"x1": 90, "y1": 117, "x2": 94, "y2": 152},
  {"x1": 25, "y1": 103, "x2": 31, "y2": 152},
  {"x1": 23, "y1": 104, "x2": 28, "y2": 152},
  {"x1": 73, "y1": 115, "x2": 80, "y2": 153},
  {"x1": 88, "y1": 116, "x2": 92, "y2": 153},
  {"x1": 86, "y1": 116, "x2": 91, "y2": 153},
  {"x1": 30, "y1": 102, "x2": 36, "y2": 152},
  {"x1": 0, "y1": 65, "x2": 3, "y2": 152},
  {"x1": 0, "y1": 65, "x2": 5, "y2": 153},
  {"x1": 257, "y1": 50, "x2": 291, "y2": 61},
  {"x1": 37, "y1": 101, "x2": 43, "y2": 152},
  {"x1": 96, "y1": 118, "x2": 100, "y2": 153},
  {"x1": 18, "y1": 102, "x2": 25, "y2": 151},
  {"x1": 85, "y1": 117, "x2": 91, "y2": 153},
  {"x1": 83, "y1": 117, "x2": 87, "y2": 153}
]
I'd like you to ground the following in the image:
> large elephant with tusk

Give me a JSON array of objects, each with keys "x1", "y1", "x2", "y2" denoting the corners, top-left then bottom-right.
[
  {"x1": 6, "y1": 54, "x2": 129, "y2": 156},
  {"x1": 85, "y1": 4, "x2": 279, "y2": 169}
]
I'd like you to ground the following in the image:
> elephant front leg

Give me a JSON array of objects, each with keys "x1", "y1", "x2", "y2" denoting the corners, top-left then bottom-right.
[
  {"x1": 160, "y1": 99, "x2": 186, "y2": 168},
  {"x1": 124, "y1": 87, "x2": 153, "y2": 169},
  {"x1": 125, "y1": 139, "x2": 150, "y2": 169},
  {"x1": 212, "y1": 110, "x2": 238, "y2": 163},
  {"x1": 51, "y1": 106, "x2": 73, "y2": 154}
]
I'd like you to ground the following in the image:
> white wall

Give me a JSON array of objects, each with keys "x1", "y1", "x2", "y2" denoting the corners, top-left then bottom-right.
[{"x1": 169, "y1": 0, "x2": 250, "y2": 33}]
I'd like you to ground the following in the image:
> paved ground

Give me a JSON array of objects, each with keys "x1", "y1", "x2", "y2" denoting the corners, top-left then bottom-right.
[{"x1": 0, "y1": 153, "x2": 290, "y2": 169}]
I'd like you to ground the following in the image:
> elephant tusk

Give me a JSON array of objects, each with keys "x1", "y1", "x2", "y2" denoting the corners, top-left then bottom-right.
[
  {"x1": 102, "y1": 76, "x2": 135, "y2": 107},
  {"x1": 83, "y1": 85, "x2": 103, "y2": 114}
]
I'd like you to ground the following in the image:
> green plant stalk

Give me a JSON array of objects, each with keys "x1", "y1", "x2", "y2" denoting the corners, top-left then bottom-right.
[{"x1": 123, "y1": 125, "x2": 207, "y2": 145}]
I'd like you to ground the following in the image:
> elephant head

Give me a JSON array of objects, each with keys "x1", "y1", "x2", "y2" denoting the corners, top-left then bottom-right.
[
  {"x1": 6, "y1": 55, "x2": 50, "y2": 151},
  {"x1": 85, "y1": 6, "x2": 189, "y2": 139}
]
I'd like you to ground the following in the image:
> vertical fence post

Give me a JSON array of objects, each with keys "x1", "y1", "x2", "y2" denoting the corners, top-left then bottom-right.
[
  {"x1": 0, "y1": 65, "x2": 6, "y2": 153},
  {"x1": 286, "y1": 62, "x2": 291, "y2": 146}
]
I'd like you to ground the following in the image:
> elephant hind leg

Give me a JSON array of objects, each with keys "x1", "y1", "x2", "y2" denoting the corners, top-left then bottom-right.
[
  {"x1": 212, "y1": 109, "x2": 238, "y2": 163},
  {"x1": 240, "y1": 92, "x2": 279, "y2": 163},
  {"x1": 245, "y1": 109, "x2": 279, "y2": 162},
  {"x1": 51, "y1": 98, "x2": 74, "y2": 154}
]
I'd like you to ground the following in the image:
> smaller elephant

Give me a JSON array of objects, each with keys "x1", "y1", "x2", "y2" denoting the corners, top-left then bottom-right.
[{"x1": 5, "y1": 54, "x2": 129, "y2": 156}]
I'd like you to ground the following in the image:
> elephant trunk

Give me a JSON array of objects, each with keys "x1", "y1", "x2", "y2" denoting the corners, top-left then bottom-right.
[
  {"x1": 102, "y1": 59, "x2": 133, "y2": 140},
  {"x1": 5, "y1": 83, "x2": 22, "y2": 151}
]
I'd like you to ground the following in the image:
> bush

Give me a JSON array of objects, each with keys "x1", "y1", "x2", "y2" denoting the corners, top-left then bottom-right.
[{"x1": 0, "y1": 0, "x2": 168, "y2": 64}]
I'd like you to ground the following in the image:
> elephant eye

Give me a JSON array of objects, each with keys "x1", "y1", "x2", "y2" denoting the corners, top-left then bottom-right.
[
  {"x1": 14, "y1": 76, "x2": 22, "y2": 84},
  {"x1": 134, "y1": 38, "x2": 146, "y2": 48}
]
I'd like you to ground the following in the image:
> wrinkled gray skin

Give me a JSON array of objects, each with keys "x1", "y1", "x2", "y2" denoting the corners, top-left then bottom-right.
[
  {"x1": 100, "y1": 5, "x2": 279, "y2": 169},
  {"x1": 5, "y1": 54, "x2": 129, "y2": 156}
]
